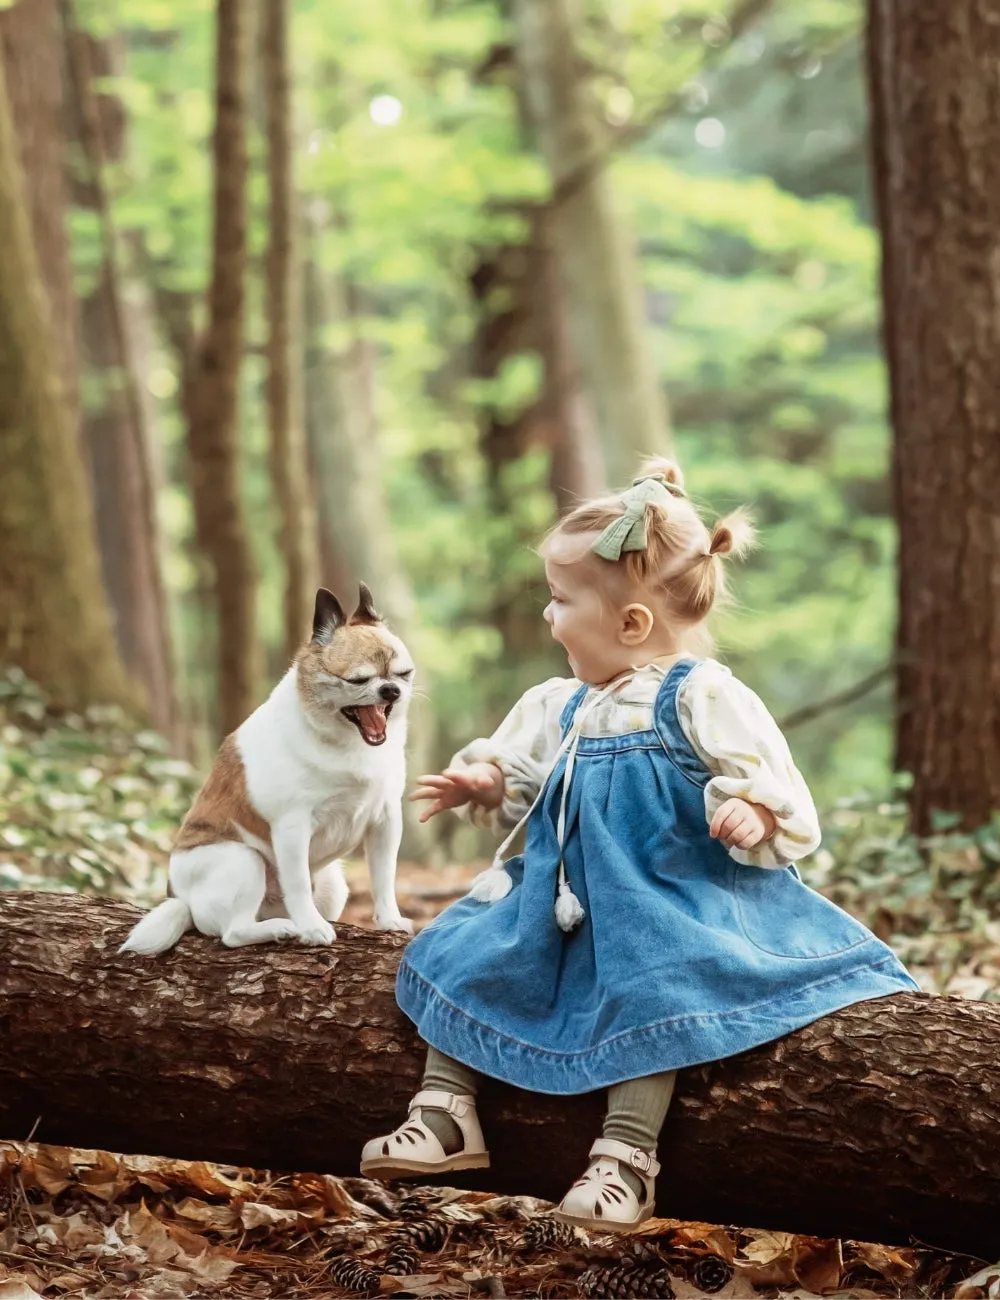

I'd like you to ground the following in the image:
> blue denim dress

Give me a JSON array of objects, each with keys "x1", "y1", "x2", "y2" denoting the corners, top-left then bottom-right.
[{"x1": 397, "y1": 659, "x2": 918, "y2": 1095}]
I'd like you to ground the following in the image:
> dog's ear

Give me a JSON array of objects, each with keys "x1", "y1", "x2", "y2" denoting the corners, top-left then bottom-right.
[
  {"x1": 312, "y1": 588, "x2": 345, "y2": 645},
  {"x1": 351, "y1": 582, "x2": 382, "y2": 626}
]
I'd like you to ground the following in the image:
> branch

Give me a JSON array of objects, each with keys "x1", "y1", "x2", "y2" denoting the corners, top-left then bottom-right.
[
  {"x1": 779, "y1": 664, "x2": 893, "y2": 731},
  {"x1": 551, "y1": 0, "x2": 775, "y2": 209}
]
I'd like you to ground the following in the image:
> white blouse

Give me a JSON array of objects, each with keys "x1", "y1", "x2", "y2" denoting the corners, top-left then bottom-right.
[{"x1": 453, "y1": 660, "x2": 821, "y2": 869}]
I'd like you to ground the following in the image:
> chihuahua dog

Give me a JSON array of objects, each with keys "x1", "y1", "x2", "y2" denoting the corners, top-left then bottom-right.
[{"x1": 121, "y1": 585, "x2": 414, "y2": 954}]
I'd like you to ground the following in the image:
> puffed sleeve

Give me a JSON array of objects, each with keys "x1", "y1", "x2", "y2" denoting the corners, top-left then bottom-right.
[
  {"x1": 676, "y1": 661, "x2": 821, "y2": 868},
  {"x1": 450, "y1": 677, "x2": 582, "y2": 833}
]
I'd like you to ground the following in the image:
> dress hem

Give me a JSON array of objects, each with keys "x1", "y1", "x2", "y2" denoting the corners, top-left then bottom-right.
[{"x1": 396, "y1": 954, "x2": 918, "y2": 1096}]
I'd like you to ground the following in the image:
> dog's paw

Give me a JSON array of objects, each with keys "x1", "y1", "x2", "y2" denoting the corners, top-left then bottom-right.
[
  {"x1": 294, "y1": 919, "x2": 336, "y2": 946},
  {"x1": 468, "y1": 865, "x2": 512, "y2": 904},
  {"x1": 374, "y1": 912, "x2": 414, "y2": 935}
]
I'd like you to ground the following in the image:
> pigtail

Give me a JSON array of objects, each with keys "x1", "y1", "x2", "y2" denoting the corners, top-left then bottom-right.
[
  {"x1": 637, "y1": 455, "x2": 686, "y2": 495},
  {"x1": 708, "y1": 508, "x2": 755, "y2": 558}
]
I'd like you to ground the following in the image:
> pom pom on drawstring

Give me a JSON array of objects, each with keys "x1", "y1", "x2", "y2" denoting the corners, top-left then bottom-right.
[
  {"x1": 469, "y1": 861, "x2": 513, "y2": 904},
  {"x1": 555, "y1": 881, "x2": 585, "y2": 933}
]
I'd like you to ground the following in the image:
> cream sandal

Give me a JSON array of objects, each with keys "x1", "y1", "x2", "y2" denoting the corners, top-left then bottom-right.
[
  {"x1": 552, "y1": 1138, "x2": 659, "y2": 1232},
  {"x1": 359, "y1": 1090, "x2": 490, "y2": 1179}
]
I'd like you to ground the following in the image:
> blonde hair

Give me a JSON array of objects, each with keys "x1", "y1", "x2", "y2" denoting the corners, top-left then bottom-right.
[{"x1": 540, "y1": 456, "x2": 754, "y2": 651}]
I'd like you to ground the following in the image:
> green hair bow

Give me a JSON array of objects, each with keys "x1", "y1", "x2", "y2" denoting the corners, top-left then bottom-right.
[{"x1": 590, "y1": 474, "x2": 686, "y2": 562}]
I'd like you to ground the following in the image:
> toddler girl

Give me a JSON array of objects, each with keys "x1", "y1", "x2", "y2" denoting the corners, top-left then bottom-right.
[{"x1": 361, "y1": 459, "x2": 917, "y2": 1231}]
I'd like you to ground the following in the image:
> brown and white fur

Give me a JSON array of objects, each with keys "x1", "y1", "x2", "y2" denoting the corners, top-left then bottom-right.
[{"x1": 120, "y1": 585, "x2": 414, "y2": 954}]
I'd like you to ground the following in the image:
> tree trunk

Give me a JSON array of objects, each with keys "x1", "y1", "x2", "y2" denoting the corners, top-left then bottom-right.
[
  {"x1": 302, "y1": 239, "x2": 432, "y2": 857},
  {"x1": 470, "y1": 203, "x2": 603, "y2": 715},
  {"x1": 0, "y1": 52, "x2": 139, "y2": 714},
  {"x1": 62, "y1": 17, "x2": 181, "y2": 745},
  {"x1": 303, "y1": 246, "x2": 413, "y2": 633},
  {"x1": 511, "y1": 0, "x2": 670, "y2": 485},
  {"x1": 0, "y1": 0, "x2": 80, "y2": 436},
  {"x1": 866, "y1": 0, "x2": 1000, "y2": 832},
  {"x1": 3, "y1": 890, "x2": 999, "y2": 1261},
  {"x1": 471, "y1": 203, "x2": 604, "y2": 510},
  {"x1": 187, "y1": 0, "x2": 260, "y2": 736},
  {"x1": 262, "y1": 0, "x2": 319, "y2": 660}
]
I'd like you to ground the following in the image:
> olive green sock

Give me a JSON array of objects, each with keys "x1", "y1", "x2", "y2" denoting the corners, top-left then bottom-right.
[
  {"x1": 603, "y1": 1071, "x2": 676, "y2": 1199},
  {"x1": 418, "y1": 1047, "x2": 481, "y2": 1156}
]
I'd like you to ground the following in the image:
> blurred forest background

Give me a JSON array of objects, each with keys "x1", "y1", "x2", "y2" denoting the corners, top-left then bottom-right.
[
  {"x1": 2, "y1": 0, "x2": 893, "y2": 783},
  {"x1": 0, "y1": 0, "x2": 998, "y2": 992}
]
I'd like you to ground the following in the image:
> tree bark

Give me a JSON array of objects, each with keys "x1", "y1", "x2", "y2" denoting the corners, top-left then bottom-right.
[
  {"x1": 62, "y1": 16, "x2": 181, "y2": 745},
  {"x1": 470, "y1": 203, "x2": 603, "y2": 715},
  {"x1": 303, "y1": 244, "x2": 413, "y2": 634},
  {"x1": 0, "y1": 52, "x2": 140, "y2": 714},
  {"x1": 471, "y1": 203, "x2": 604, "y2": 511},
  {"x1": 186, "y1": 0, "x2": 260, "y2": 736},
  {"x1": 511, "y1": 0, "x2": 671, "y2": 485},
  {"x1": 866, "y1": 0, "x2": 1000, "y2": 832},
  {"x1": 262, "y1": 0, "x2": 319, "y2": 661},
  {"x1": 0, "y1": 0, "x2": 80, "y2": 435},
  {"x1": 3, "y1": 890, "x2": 999, "y2": 1261}
]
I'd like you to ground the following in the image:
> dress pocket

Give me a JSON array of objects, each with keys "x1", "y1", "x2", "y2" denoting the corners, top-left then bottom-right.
[{"x1": 734, "y1": 865, "x2": 872, "y2": 959}]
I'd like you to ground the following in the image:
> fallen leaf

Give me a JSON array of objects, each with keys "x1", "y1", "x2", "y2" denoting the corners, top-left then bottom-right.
[
  {"x1": 78, "y1": 1148, "x2": 134, "y2": 1201},
  {"x1": 239, "y1": 1201, "x2": 301, "y2": 1230},
  {"x1": 0, "y1": 1282, "x2": 44, "y2": 1300},
  {"x1": 55, "y1": 1210, "x2": 108, "y2": 1251},
  {"x1": 742, "y1": 1228, "x2": 797, "y2": 1265},
  {"x1": 793, "y1": 1235, "x2": 843, "y2": 1294},
  {"x1": 43, "y1": 1275, "x2": 89, "y2": 1293},
  {"x1": 173, "y1": 1194, "x2": 240, "y2": 1230},
  {"x1": 849, "y1": 1239, "x2": 919, "y2": 1285},
  {"x1": 24, "y1": 1144, "x2": 74, "y2": 1195},
  {"x1": 125, "y1": 1201, "x2": 182, "y2": 1265},
  {"x1": 634, "y1": 1217, "x2": 736, "y2": 1262}
]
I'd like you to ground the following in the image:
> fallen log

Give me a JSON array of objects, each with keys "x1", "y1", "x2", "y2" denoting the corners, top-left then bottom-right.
[{"x1": 1, "y1": 890, "x2": 998, "y2": 1259}]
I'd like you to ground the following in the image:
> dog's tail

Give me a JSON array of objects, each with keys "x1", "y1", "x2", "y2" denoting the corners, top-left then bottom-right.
[{"x1": 119, "y1": 898, "x2": 193, "y2": 956}]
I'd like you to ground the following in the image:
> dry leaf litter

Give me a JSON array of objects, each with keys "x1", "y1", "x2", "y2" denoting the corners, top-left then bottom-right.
[{"x1": 1, "y1": 1141, "x2": 995, "y2": 1299}]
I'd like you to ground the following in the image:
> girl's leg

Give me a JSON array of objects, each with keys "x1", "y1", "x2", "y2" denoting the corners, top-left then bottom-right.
[
  {"x1": 604, "y1": 1070, "x2": 676, "y2": 1197},
  {"x1": 423, "y1": 1045, "x2": 480, "y2": 1094},
  {"x1": 420, "y1": 1047, "x2": 481, "y2": 1155},
  {"x1": 555, "y1": 1069, "x2": 676, "y2": 1229}
]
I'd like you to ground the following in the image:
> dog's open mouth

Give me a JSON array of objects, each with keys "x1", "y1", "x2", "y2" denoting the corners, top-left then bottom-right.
[{"x1": 341, "y1": 703, "x2": 392, "y2": 746}]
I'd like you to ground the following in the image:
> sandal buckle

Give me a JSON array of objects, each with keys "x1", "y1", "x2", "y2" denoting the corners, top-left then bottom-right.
[{"x1": 628, "y1": 1147, "x2": 652, "y2": 1174}]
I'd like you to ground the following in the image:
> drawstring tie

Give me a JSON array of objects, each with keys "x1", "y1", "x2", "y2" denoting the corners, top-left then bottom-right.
[{"x1": 480, "y1": 666, "x2": 665, "y2": 933}]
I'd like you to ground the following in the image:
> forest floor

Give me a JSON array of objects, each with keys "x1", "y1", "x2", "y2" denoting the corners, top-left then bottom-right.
[
  {"x1": 2, "y1": 668, "x2": 1000, "y2": 1297},
  {"x1": 2, "y1": 1137, "x2": 999, "y2": 1300}
]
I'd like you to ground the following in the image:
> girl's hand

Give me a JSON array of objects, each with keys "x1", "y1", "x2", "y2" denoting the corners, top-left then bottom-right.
[
  {"x1": 410, "y1": 762, "x2": 505, "y2": 823},
  {"x1": 709, "y1": 798, "x2": 777, "y2": 851}
]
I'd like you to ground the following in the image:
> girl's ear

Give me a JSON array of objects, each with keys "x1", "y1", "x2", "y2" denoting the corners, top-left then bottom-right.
[{"x1": 619, "y1": 602, "x2": 654, "y2": 646}]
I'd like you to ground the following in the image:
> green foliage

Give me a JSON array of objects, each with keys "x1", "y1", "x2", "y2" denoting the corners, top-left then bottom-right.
[
  {"x1": 0, "y1": 668, "x2": 197, "y2": 905},
  {"x1": 815, "y1": 791, "x2": 1000, "y2": 1001},
  {"x1": 616, "y1": 156, "x2": 891, "y2": 801},
  {"x1": 63, "y1": 0, "x2": 897, "y2": 811}
]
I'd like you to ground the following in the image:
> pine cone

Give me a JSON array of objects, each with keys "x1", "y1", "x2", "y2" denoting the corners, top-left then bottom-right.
[
  {"x1": 689, "y1": 1254, "x2": 734, "y2": 1293},
  {"x1": 398, "y1": 1186, "x2": 447, "y2": 1218},
  {"x1": 382, "y1": 1241, "x2": 420, "y2": 1276},
  {"x1": 579, "y1": 1261, "x2": 675, "y2": 1299},
  {"x1": 388, "y1": 1216, "x2": 450, "y2": 1253},
  {"x1": 342, "y1": 1177, "x2": 401, "y2": 1218},
  {"x1": 621, "y1": 1239, "x2": 665, "y2": 1266},
  {"x1": 329, "y1": 1255, "x2": 381, "y2": 1296},
  {"x1": 519, "y1": 1215, "x2": 580, "y2": 1252}
]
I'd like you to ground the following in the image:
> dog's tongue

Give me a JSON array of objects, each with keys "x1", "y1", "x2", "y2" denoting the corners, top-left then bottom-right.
[{"x1": 356, "y1": 704, "x2": 388, "y2": 744}]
